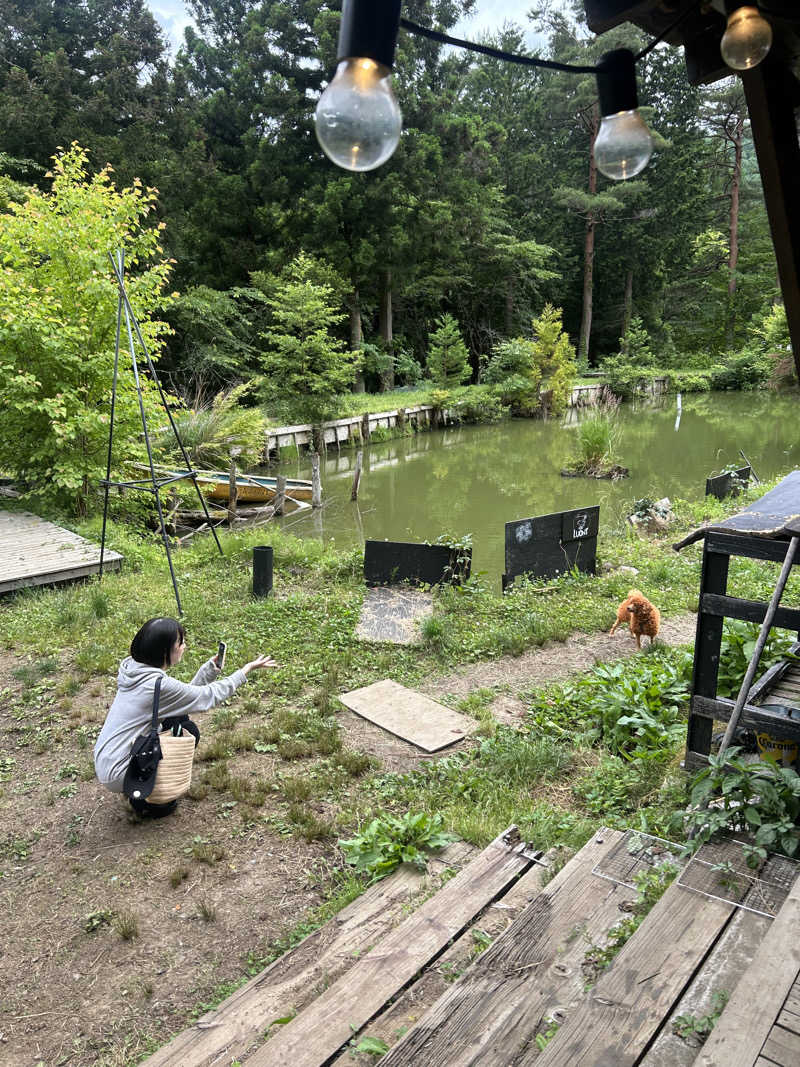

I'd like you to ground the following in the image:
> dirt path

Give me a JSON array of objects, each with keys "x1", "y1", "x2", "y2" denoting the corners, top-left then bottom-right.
[{"x1": 424, "y1": 612, "x2": 698, "y2": 702}]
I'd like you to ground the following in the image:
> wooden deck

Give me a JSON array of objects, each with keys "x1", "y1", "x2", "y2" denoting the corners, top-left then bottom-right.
[
  {"x1": 0, "y1": 509, "x2": 122, "y2": 594},
  {"x1": 138, "y1": 828, "x2": 800, "y2": 1067}
]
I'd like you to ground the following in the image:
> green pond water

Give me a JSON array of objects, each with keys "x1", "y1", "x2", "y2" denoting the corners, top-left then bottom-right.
[{"x1": 273, "y1": 391, "x2": 800, "y2": 579}]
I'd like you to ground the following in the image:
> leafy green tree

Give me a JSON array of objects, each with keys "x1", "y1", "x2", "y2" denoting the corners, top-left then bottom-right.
[
  {"x1": 618, "y1": 316, "x2": 654, "y2": 364},
  {"x1": 0, "y1": 145, "x2": 173, "y2": 513},
  {"x1": 426, "y1": 314, "x2": 472, "y2": 387},
  {"x1": 483, "y1": 337, "x2": 542, "y2": 414},
  {"x1": 530, "y1": 304, "x2": 577, "y2": 416},
  {"x1": 259, "y1": 252, "x2": 361, "y2": 425}
]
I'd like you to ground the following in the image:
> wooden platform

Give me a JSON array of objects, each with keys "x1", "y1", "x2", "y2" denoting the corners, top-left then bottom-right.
[
  {"x1": 0, "y1": 510, "x2": 122, "y2": 594},
  {"x1": 138, "y1": 828, "x2": 800, "y2": 1067}
]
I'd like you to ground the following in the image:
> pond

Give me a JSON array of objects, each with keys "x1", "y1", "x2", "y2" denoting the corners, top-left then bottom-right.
[{"x1": 273, "y1": 391, "x2": 800, "y2": 579}]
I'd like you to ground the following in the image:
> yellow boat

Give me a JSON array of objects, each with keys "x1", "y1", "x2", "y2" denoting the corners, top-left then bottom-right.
[{"x1": 160, "y1": 469, "x2": 313, "y2": 504}]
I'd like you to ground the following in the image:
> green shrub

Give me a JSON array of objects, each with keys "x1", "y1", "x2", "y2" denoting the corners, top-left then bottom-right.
[
  {"x1": 716, "y1": 620, "x2": 796, "y2": 699},
  {"x1": 339, "y1": 811, "x2": 458, "y2": 882},
  {"x1": 710, "y1": 350, "x2": 773, "y2": 391},
  {"x1": 570, "y1": 406, "x2": 621, "y2": 473},
  {"x1": 452, "y1": 387, "x2": 508, "y2": 424},
  {"x1": 152, "y1": 382, "x2": 266, "y2": 470}
]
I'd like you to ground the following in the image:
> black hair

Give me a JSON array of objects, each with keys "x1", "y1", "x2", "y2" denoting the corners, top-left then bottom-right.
[{"x1": 130, "y1": 617, "x2": 185, "y2": 668}]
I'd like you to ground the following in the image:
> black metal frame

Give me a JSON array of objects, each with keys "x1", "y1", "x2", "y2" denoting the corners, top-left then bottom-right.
[
  {"x1": 98, "y1": 250, "x2": 223, "y2": 615},
  {"x1": 685, "y1": 530, "x2": 800, "y2": 770}
]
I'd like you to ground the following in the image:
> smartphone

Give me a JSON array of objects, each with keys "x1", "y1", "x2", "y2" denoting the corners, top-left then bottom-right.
[{"x1": 216, "y1": 641, "x2": 227, "y2": 670}]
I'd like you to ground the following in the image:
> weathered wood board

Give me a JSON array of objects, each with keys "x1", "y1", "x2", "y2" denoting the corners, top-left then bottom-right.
[
  {"x1": 338, "y1": 679, "x2": 475, "y2": 751},
  {"x1": 244, "y1": 830, "x2": 536, "y2": 1066},
  {"x1": 0, "y1": 509, "x2": 122, "y2": 593},
  {"x1": 363, "y1": 539, "x2": 471, "y2": 586},
  {"x1": 530, "y1": 876, "x2": 737, "y2": 1065},
  {"x1": 355, "y1": 586, "x2": 433, "y2": 644},
  {"x1": 378, "y1": 829, "x2": 630, "y2": 1067},
  {"x1": 694, "y1": 876, "x2": 800, "y2": 1067},
  {"x1": 141, "y1": 841, "x2": 475, "y2": 1067}
]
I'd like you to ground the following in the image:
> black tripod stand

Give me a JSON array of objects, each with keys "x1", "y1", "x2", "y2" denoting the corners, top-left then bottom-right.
[{"x1": 98, "y1": 250, "x2": 223, "y2": 615}]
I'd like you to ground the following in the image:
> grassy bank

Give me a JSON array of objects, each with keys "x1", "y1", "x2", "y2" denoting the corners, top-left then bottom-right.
[{"x1": 2, "y1": 473, "x2": 799, "y2": 1064}]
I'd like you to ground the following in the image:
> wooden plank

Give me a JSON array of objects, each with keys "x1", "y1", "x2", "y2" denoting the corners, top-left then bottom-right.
[
  {"x1": 640, "y1": 869, "x2": 776, "y2": 1067},
  {"x1": 327, "y1": 853, "x2": 555, "y2": 1067},
  {"x1": 776, "y1": 1008, "x2": 800, "y2": 1033},
  {"x1": 761, "y1": 1025, "x2": 800, "y2": 1066},
  {"x1": 691, "y1": 696, "x2": 800, "y2": 741},
  {"x1": 748, "y1": 646, "x2": 800, "y2": 703},
  {"x1": 141, "y1": 842, "x2": 475, "y2": 1067},
  {"x1": 705, "y1": 533, "x2": 799, "y2": 565},
  {"x1": 0, "y1": 510, "x2": 123, "y2": 593},
  {"x1": 782, "y1": 980, "x2": 800, "y2": 1020},
  {"x1": 377, "y1": 830, "x2": 646, "y2": 1067},
  {"x1": 528, "y1": 876, "x2": 737, "y2": 1066},
  {"x1": 694, "y1": 878, "x2": 800, "y2": 1067},
  {"x1": 688, "y1": 544, "x2": 729, "y2": 758},
  {"x1": 243, "y1": 829, "x2": 536, "y2": 1067},
  {"x1": 700, "y1": 594, "x2": 800, "y2": 635},
  {"x1": 338, "y1": 680, "x2": 475, "y2": 752}
]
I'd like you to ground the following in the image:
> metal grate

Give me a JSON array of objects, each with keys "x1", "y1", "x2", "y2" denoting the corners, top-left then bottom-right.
[
  {"x1": 676, "y1": 840, "x2": 799, "y2": 918},
  {"x1": 591, "y1": 829, "x2": 686, "y2": 890}
]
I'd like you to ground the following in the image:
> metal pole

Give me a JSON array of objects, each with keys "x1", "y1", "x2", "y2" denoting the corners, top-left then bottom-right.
[
  {"x1": 119, "y1": 276, "x2": 183, "y2": 616},
  {"x1": 99, "y1": 249, "x2": 124, "y2": 577},
  {"x1": 107, "y1": 254, "x2": 223, "y2": 556}
]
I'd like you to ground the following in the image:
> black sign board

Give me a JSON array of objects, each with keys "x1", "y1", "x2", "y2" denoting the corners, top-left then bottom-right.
[
  {"x1": 504, "y1": 506, "x2": 599, "y2": 587},
  {"x1": 705, "y1": 466, "x2": 751, "y2": 501},
  {"x1": 364, "y1": 539, "x2": 472, "y2": 587}
]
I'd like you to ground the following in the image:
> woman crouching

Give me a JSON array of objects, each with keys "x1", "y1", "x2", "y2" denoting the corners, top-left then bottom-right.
[{"x1": 94, "y1": 617, "x2": 276, "y2": 817}]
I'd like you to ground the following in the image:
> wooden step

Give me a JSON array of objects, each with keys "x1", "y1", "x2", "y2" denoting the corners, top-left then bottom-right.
[
  {"x1": 694, "y1": 874, "x2": 800, "y2": 1067},
  {"x1": 244, "y1": 828, "x2": 537, "y2": 1066},
  {"x1": 374, "y1": 828, "x2": 630, "y2": 1066},
  {"x1": 142, "y1": 840, "x2": 476, "y2": 1067}
]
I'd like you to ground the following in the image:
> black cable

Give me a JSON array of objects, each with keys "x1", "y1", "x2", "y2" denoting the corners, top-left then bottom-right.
[
  {"x1": 398, "y1": 17, "x2": 598, "y2": 74},
  {"x1": 400, "y1": 0, "x2": 705, "y2": 73}
]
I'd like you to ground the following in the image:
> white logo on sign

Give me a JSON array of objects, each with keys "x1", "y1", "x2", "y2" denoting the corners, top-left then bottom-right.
[
  {"x1": 515, "y1": 521, "x2": 533, "y2": 544},
  {"x1": 573, "y1": 513, "x2": 590, "y2": 538}
]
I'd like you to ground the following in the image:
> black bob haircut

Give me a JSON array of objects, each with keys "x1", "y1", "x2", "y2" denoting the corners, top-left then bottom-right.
[{"x1": 130, "y1": 617, "x2": 185, "y2": 668}]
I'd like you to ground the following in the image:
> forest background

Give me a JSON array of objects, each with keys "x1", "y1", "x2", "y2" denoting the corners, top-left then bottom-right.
[{"x1": 0, "y1": 0, "x2": 794, "y2": 511}]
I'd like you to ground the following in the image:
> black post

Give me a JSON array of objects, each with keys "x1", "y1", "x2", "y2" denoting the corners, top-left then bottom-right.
[
  {"x1": 686, "y1": 541, "x2": 730, "y2": 763},
  {"x1": 253, "y1": 546, "x2": 274, "y2": 598}
]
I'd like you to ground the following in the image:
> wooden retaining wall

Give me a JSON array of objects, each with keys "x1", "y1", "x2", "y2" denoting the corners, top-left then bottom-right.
[{"x1": 265, "y1": 383, "x2": 610, "y2": 460}]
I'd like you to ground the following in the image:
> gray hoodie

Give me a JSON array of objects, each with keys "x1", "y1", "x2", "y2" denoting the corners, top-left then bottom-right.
[{"x1": 94, "y1": 656, "x2": 247, "y2": 792}]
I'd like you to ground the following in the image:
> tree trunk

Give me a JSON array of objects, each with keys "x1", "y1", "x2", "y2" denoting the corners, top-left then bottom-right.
[
  {"x1": 350, "y1": 286, "x2": 365, "y2": 393},
  {"x1": 379, "y1": 269, "x2": 394, "y2": 392},
  {"x1": 621, "y1": 269, "x2": 634, "y2": 345},
  {"x1": 726, "y1": 114, "x2": 744, "y2": 351},
  {"x1": 578, "y1": 109, "x2": 599, "y2": 367}
]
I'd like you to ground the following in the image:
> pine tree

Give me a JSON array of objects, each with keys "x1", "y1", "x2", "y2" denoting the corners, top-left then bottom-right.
[{"x1": 426, "y1": 314, "x2": 472, "y2": 386}]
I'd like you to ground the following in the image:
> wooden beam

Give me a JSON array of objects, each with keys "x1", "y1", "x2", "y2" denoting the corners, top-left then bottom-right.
[
  {"x1": 687, "y1": 543, "x2": 729, "y2": 758},
  {"x1": 528, "y1": 876, "x2": 737, "y2": 1066},
  {"x1": 694, "y1": 876, "x2": 800, "y2": 1066},
  {"x1": 700, "y1": 593, "x2": 800, "y2": 634},
  {"x1": 743, "y1": 55, "x2": 800, "y2": 382},
  {"x1": 692, "y1": 694, "x2": 800, "y2": 740},
  {"x1": 706, "y1": 533, "x2": 798, "y2": 564},
  {"x1": 140, "y1": 843, "x2": 475, "y2": 1067},
  {"x1": 245, "y1": 830, "x2": 535, "y2": 1066}
]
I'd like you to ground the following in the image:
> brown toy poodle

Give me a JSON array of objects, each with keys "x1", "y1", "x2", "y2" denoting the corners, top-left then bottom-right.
[{"x1": 609, "y1": 589, "x2": 660, "y2": 649}]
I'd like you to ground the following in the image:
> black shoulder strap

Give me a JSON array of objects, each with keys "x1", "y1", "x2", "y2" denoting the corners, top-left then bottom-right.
[{"x1": 150, "y1": 675, "x2": 163, "y2": 732}]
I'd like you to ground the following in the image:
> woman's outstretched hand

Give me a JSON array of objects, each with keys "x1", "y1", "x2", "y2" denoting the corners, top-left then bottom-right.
[{"x1": 242, "y1": 655, "x2": 279, "y2": 675}]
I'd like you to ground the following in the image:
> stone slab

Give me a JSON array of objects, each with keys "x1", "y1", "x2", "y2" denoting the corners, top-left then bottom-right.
[
  {"x1": 338, "y1": 679, "x2": 475, "y2": 752},
  {"x1": 355, "y1": 586, "x2": 434, "y2": 645}
]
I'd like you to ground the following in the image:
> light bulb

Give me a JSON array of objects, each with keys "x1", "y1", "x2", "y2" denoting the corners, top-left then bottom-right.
[
  {"x1": 315, "y1": 58, "x2": 402, "y2": 172},
  {"x1": 720, "y1": 5, "x2": 772, "y2": 70},
  {"x1": 595, "y1": 110, "x2": 653, "y2": 181}
]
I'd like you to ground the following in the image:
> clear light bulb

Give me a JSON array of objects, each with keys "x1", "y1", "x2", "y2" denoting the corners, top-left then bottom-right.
[
  {"x1": 720, "y1": 6, "x2": 773, "y2": 71},
  {"x1": 595, "y1": 109, "x2": 653, "y2": 181},
  {"x1": 315, "y1": 58, "x2": 402, "y2": 172}
]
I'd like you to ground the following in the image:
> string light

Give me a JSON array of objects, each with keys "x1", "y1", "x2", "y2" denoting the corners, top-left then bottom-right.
[{"x1": 720, "y1": 3, "x2": 773, "y2": 71}]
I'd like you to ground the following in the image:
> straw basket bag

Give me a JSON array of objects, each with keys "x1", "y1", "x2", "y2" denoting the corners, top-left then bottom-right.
[{"x1": 149, "y1": 731, "x2": 196, "y2": 804}]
